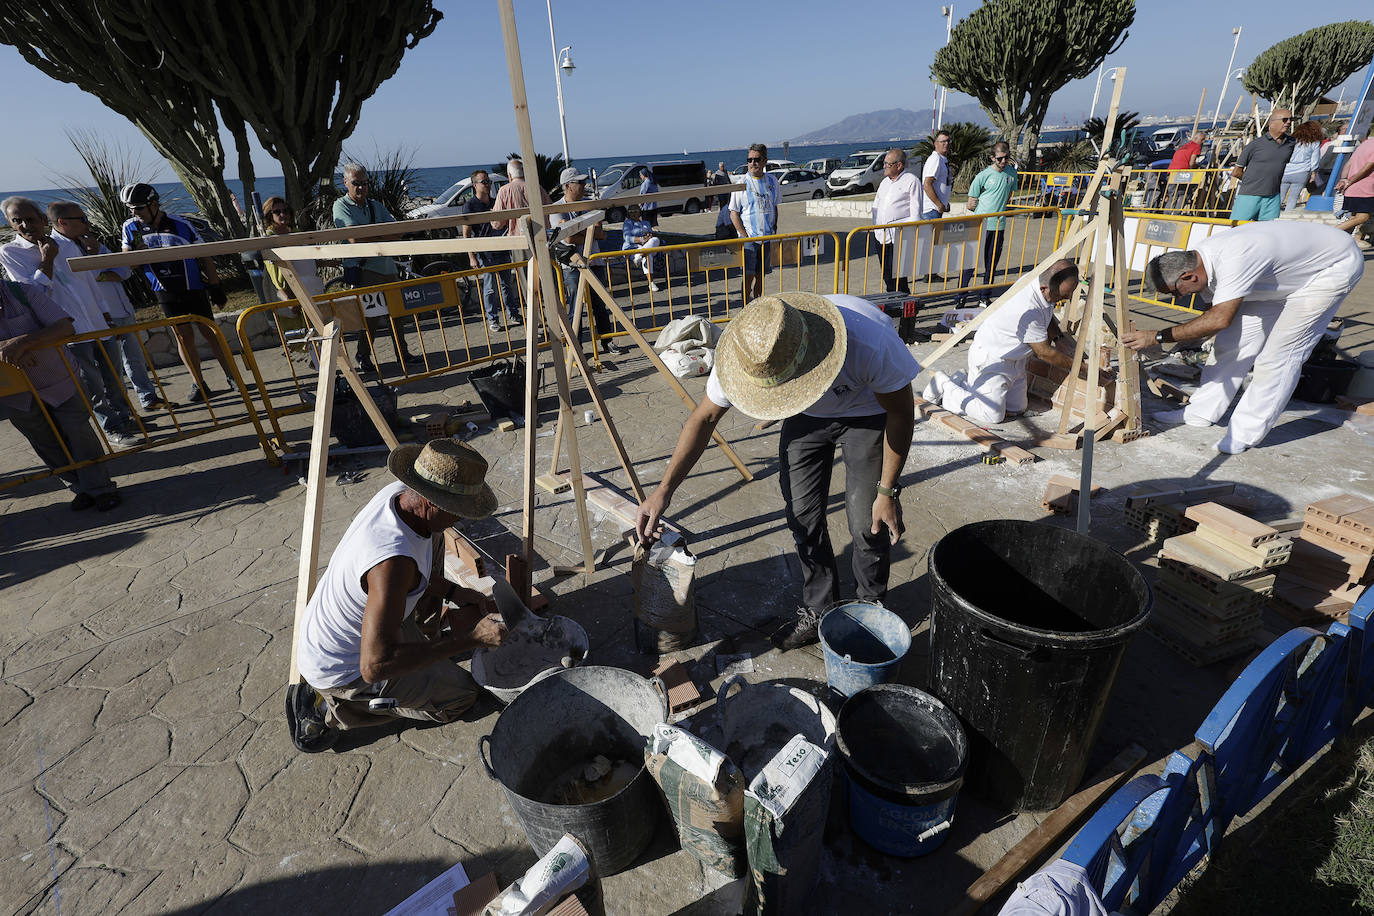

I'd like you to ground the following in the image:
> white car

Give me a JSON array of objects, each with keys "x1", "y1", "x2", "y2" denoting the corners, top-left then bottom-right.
[
  {"x1": 731, "y1": 159, "x2": 797, "y2": 176},
  {"x1": 770, "y1": 168, "x2": 828, "y2": 201},
  {"x1": 827, "y1": 149, "x2": 887, "y2": 194},
  {"x1": 408, "y1": 173, "x2": 510, "y2": 235}
]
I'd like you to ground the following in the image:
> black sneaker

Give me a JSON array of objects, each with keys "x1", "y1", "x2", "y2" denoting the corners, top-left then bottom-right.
[
  {"x1": 357, "y1": 359, "x2": 376, "y2": 375},
  {"x1": 774, "y1": 606, "x2": 824, "y2": 651},
  {"x1": 187, "y1": 384, "x2": 214, "y2": 404},
  {"x1": 285, "y1": 682, "x2": 337, "y2": 753},
  {"x1": 70, "y1": 492, "x2": 96, "y2": 511}
]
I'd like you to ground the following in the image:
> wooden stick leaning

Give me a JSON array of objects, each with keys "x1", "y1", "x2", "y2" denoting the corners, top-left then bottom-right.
[
  {"x1": 287, "y1": 319, "x2": 340, "y2": 685},
  {"x1": 66, "y1": 183, "x2": 741, "y2": 273},
  {"x1": 1076, "y1": 202, "x2": 1111, "y2": 534},
  {"x1": 548, "y1": 228, "x2": 601, "y2": 478},
  {"x1": 1191, "y1": 87, "x2": 1207, "y2": 137},
  {"x1": 579, "y1": 268, "x2": 754, "y2": 482},
  {"x1": 1109, "y1": 193, "x2": 1143, "y2": 427}
]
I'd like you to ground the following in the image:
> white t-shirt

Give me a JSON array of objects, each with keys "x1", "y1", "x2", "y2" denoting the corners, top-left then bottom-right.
[
  {"x1": 705, "y1": 294, "x2": 921, "y2": 418},
  {"x1": 1195, "y1": 221, "x2": 1363, "y2": 304},
  {"x1": 920, "y1": 152, "x2": 950, "y2": 216},
  {"x1": 972, "y1": 282, "x2": 1054, "y2": 362},
  {"x1": 298, "y1": 481, "x2": 435, "y2": 689}
]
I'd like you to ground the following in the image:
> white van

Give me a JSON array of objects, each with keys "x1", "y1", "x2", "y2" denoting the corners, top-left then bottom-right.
[
  {"x1": 1150, "y1": 127, "x2": 1188, "y2": 153},
  {"x1": 594, "y1": 160, "x2": 711, "y2": 223},
  {"x1": 827, "y1": 149, "x2": 887, "y2": 194}
]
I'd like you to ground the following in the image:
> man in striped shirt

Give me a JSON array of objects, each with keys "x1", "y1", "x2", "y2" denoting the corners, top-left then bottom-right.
[{"x1": 730, "y1": 143, "x2": 780, "y2": 303}]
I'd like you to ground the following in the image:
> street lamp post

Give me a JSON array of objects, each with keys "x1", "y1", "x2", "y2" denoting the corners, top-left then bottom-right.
[
  {"x1": 937, "y1": 5, "x2": 953, "y2": 129},
  {"x1": 1215, "y1": 67, "x2": 1246, "y2": 131},
  {"x1": 547, "y1": 0, "x2": 575, "y2": 164},
  {"x1": 1212, "y1": 26, "x2": 1243, "y2": 128},
  {"x1": 1089, "y1": 65, "x2": 1120, "y2": 122}
]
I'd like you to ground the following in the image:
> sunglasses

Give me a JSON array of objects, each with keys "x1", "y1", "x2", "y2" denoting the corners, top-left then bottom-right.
[
  {"x1": 476, "y1": 179, "x2": 491, "y2": 185},
  {"x1": 269, "y1": 208, "x2": 290, "y2": 215},
  {"x1": 993, "y1": 155, "x2": 1008, "y2": 162},
  {"x1": 746, "y1": 157, "x2": 765, "y2": 163},
  {"x1": 59, "y1": 214, "x2": 89, "y2": 222}
]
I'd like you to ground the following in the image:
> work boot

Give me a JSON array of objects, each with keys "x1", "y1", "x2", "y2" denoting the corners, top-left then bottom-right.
[
  {"x1": 774, "y1": 606, "x2": 824, "y2": 651},
  {"x1": 286, "y1": 681, "x2": 337, "y2": 754}
]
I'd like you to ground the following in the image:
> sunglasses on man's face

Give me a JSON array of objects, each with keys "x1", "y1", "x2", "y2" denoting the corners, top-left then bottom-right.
[
  {"x1": 476, "y1": 179, "x2": 491, "y2": 185},
  {"x1": 747, "y1": 157, "x2": 764, "y2": 163},
  {"x1": 992, "y1": 156, "x2": 1008, "y2": 162}
]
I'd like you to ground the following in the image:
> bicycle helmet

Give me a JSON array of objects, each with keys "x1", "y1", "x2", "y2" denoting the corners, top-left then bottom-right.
[{"x1": 119, "y1": 182, "x2": 159, "y2": 207}]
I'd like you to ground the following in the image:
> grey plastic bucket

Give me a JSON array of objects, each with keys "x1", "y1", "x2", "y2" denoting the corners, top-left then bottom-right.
[
  {"x1": 818, "y1": 600, "x2": 912, "y2": 697},
  {"x1": 479, "y1": 666, "x2": 668, "y2": 875}
]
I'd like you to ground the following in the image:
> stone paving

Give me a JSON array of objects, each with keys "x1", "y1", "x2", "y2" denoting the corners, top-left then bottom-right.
[{"x1": 4, "y1": 204, "x2": 1374, "y2": 914}]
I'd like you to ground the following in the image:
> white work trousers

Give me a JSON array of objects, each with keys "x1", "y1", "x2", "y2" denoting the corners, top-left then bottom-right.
[
  {"x1": 940, "y1": 344, "x2": 1028, "y2": 426},
  {"x1": 1184, "y1": 259, "x2": 1362, "y2": 449}
]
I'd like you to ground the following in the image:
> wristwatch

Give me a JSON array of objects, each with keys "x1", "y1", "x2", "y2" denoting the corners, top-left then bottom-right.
[{"x1": 876, "y1": 483, "x2": 903, "y2": 499}]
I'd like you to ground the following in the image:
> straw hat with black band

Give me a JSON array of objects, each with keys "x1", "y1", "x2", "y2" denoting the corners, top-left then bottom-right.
[
  {"x1": 715, "y1": 291, "x2": 847, "y2": 421},
  {"x1": 387, "y1": 439, "x2": 498, "y2": 519}
]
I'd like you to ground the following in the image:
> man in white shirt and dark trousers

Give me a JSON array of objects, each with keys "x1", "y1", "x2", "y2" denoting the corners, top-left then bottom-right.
[
  {"x1": 636, "y1": 291, "x2": 920, "y2": 650},
  {"x1": 871, "y1": 149, "x2": 922, "y2": 294},
  {"x1": 925, "y1": 259, "x2": 1080, "y2": 426},
  {"x1": 1122, "y1": 222, "x2": 1364, "y2": 454},
  {"x1": 917, "y1": 130, "x2": 952, "y2": 281}
]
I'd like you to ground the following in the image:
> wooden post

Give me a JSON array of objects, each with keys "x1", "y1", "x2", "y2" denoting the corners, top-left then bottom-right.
[
  {"x1": 1191, "y1": 87, "x2": 1207, "y2": 137},
  {"x1": 287, "y1": 321, "x2": 340, "y2": 684},
  {"x1": 579, "y1": 268, "x2": 755, "y2": 482},
  {"x1": 1109, "y1": 194, "x2": 1143, "y2": 428},
  {"x1": 1076, "y1": 207, "x2": 1111, "y2": 534}
]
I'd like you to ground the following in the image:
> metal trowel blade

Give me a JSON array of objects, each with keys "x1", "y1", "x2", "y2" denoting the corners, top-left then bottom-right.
[{"x1": 489, "y1": 576, "x2": 533, "y2": 631}]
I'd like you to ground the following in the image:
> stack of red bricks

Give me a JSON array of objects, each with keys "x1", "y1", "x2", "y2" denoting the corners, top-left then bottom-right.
[
  {"x1": 1151, "y1": 502, "x2": 1290, "y2": 666},
  {"x1": 1027, "y1": 346, "x2": 1116, "y2": 427},
  {"x1": 1271, "y1": 493, "x2": 1374, "y2": 626}
]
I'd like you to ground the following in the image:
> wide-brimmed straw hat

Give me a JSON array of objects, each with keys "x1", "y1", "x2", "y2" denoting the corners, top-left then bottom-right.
[
  {"x1": 715, "y1": 291, "x2": 846, "y2": 420},
  {"x1": 388, "y1": 439, "x2": 498, "y2": 519}
]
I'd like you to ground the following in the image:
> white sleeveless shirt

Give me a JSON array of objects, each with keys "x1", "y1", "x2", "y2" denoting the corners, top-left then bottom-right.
[{"x1": 298, "y1": 482, "x2": 434, "y2": 688}]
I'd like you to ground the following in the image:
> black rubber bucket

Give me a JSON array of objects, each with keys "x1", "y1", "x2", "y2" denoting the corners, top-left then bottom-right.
[
  {"x1": 479, "y1": 666, "x2": 668, "y2": 875},
  {"x1": 1294, "y1": 358, "x2": 1358, "y2": 404},
  {"x1": 928, "y1": 520, "x2": 1151, "y2": 811}
]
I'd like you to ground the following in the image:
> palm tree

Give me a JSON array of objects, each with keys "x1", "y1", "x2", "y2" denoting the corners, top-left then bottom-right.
[
  {"x1": 498, "y1": 152, "x2": 567, "y2": 195},
  {"x1": 1082, "y1": 111, "x2": 1142, "y2": 155},
  {"x1": 910, "y1": 122, "x2": 996, "y2": 193}
]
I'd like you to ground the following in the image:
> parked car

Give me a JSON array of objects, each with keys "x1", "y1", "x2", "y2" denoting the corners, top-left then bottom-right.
[
  {"x1": 731, "y1": 159, "x2": 797, "y2": 176},
  {"x1": 827, "y1": 149, "x2": 886, "y2": 195},
  {"x1": 1149, "y1": 127, "x2": 1189, "y2": 154},
  {"x1": 804, "y1": 157, "x2": 843, "y2": 177},
  {"x1": 407, "y1": 173, "x2": 510, "y2": 237},
  {"x1": 771, "y1": 168, "x2": 829, "y2": 201},
  {"x1": 594, "y1": 159, "x2": 710, "y2": 222}
]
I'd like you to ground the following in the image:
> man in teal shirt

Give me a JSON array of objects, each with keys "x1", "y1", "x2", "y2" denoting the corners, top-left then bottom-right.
[
  {"x1": 958, "y1": 142, "x2": 1018, "y2": 307},
  {"x1": 332, "y1": 163, "x2": 417, "y2": 373}
]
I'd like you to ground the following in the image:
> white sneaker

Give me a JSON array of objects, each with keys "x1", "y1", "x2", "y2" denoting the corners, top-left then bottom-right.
[
  {"x1": 921, "y1": 371, "x2": 951, "y2": 403},
  {"x1": 1215, "y1": 433, "x2": 1249, "y2": 454},
  {"x1": 648, "y1": 281, "x2": 661, "y2": 292}
]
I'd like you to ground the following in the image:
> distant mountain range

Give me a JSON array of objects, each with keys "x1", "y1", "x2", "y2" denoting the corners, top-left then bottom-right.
[{"x1": 788, "y1": 106, "x2": 991, "y2": 143}]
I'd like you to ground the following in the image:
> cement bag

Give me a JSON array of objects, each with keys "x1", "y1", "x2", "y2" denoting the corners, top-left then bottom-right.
[
  {"x1": 655, "y1": 315, "x2": 720, "y2": 353},
  {"x1": 644, "y1": 724, "x2": 747, "y2": 877},
  {"x1": 632, "y1": 540, "x2": 697, "y2": 637},
  {"x1": 742, "y1": 734, "x2": 831, "y2": 916},
  {"x1": 660, "y1": 348, "x2": 712, "y2": 378},
  {"x1": 483, "y1": 833, "x2": 604, "y2": 916}
]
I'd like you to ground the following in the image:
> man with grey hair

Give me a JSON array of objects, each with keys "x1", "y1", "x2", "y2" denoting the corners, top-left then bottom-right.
[
  {"x1": 1123, "y1": 221, "x2": 1363, "y2": 454},
  {"x1": 871, "y1": 148, "x2": 920, "y2": 294},
  {"x1": 490, "y1": 157, "x2": 552, "y2": 238},
  {"x1": 332, "y1": 163, "x2": 416, "y2": 373},
  {"x1": 1228, "y1": 109, "x2": 1295, "y2": 222},
  {"x1": 925, "y1": 259, "x2": 1080, "y2": 425}
]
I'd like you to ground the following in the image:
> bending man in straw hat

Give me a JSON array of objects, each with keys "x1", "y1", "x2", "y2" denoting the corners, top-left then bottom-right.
[
  {"x1": 289, "y1": 439, "x2": 509, "y2": 752},
  {"x1": 1121, "y1": 221, "x2": 1364, "y2": 454},
  {"x1": 636, "y1": 291, "x2": 921, "y2": 650}
]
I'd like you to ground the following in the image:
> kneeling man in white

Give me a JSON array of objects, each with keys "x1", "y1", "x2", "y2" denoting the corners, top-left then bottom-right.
[{"x1": 926, "y1": 259, "x2": 1080, "y2": 425}]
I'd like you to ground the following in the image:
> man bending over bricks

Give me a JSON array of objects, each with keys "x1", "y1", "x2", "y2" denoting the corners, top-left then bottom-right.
[
  {"x1": 923, "y1": 259, "x2": 1081, "y2": 426},
  {"x1": 288, "y1": 439, "x2": 508, "y2": 752},
  {"x1": 636, "y1": 291, "x2": 920, "y2": 650},
  {"x1": 1122, "y1": 222, "x2": 1364, "y2": 455}
]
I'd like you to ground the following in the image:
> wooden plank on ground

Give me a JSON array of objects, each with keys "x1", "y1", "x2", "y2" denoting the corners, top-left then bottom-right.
[{"x1": 948, "y1": 743, "x2": 1147, "y2": 916}]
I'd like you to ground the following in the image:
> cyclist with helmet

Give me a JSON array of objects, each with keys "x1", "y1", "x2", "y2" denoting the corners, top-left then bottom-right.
[{"x1": 119, "y1": 182, "x2": 235, "y2": 404}]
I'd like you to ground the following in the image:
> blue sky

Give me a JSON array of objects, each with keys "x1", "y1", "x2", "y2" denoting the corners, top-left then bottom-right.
[{"x1": 1, "y1": 0, "x2": 1370, "y2": 189}]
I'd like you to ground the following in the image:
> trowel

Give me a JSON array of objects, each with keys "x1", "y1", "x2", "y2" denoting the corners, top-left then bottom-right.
[{"x1": 489, "y1": 575, "x2": 534, "y2": 632}]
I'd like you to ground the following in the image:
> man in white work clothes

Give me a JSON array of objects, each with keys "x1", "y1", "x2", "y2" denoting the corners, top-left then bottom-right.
[
  {"x1": 1122, "y1": 222, "x2": 1364, "y2": 454},
  {"x1": 924, "y1": 259, "x2": 1082, "y2": 426}
]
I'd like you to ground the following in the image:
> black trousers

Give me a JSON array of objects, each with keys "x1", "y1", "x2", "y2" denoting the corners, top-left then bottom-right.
[
  {"x1": 778, "y1": 412, "x2": 891, "y2": 611},
  {"x1": 881, "y1": 242, "x2": 910, "y2": 294},
  {"x1": 958, "y1": 228, "x2": 1007, "y2": 296}
]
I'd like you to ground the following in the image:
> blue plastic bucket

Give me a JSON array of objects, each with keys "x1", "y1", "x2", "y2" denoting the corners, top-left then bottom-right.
[
  {"x1": 835, "y1": 684, "x2": 967, "y2": 857},
  {"x1": 818, "y1": 601, "x2": 912, "y2": 698}
]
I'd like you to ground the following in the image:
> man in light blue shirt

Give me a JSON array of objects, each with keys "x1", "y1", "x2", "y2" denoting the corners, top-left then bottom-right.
[
  {"x1": 332, "y1": 163, "x2": 417, "y2": 373},
  {"x1": 729, "y1": 143, "x2": 781, "y2": 303},
  {"x1": 638, "y1": 169, "x2": 660, "y2": 227},
  {"x1": 958, "y1": 142, "x2": 1019, "y2": 305}
]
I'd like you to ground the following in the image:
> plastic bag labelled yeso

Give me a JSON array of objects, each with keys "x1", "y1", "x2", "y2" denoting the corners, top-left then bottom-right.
[
  {"x1": 743, "y1": 734, "x2": 831, "y2": 916},
  {"x1": 482, "y1": 833, "x2": 604, "y2": 916},
  {"x1": 644, "y1": 724, "x2": 747, "y2": 877},
  {"x1": 631, "y1": 540, "x2": 697, "y2": 635}
]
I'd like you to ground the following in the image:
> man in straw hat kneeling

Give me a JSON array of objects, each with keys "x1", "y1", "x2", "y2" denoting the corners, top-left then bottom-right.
[
  {"x1": 636, "y1": 291, "x2": 921, "y2": 650},
  {"x1": 289, "y1": 439, "x2": 509, "y2": 751}
]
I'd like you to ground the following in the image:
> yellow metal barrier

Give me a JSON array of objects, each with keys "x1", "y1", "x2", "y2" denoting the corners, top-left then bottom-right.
[
  {"x1": 2, "y1": 315, "x2": 277, "y2": 494},
  {"x1": 236, "y1": 260, "x2": 556, "y2": 452},
  {"x1": 580, "y1": 229, "x2": 843, "y2": 349},
  {"x1": 842, "y1": 208, "x2": 1062, "y2": 301},
  {"x1": 1014, "y1": 169, "x2": 1239, "y2": 219},
  {"x1": 1113, "y1": 211, "x2": 1243, "y2": 315}
]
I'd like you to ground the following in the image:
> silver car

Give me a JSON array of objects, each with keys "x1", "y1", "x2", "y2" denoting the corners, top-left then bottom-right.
[{"x1": 771, "y1": 168, "x2": 829, "y2": 201}]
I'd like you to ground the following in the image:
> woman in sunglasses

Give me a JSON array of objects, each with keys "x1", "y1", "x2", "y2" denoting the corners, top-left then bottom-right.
[{"x1": 261, "y1": 197, "x2": 325, "y2": 301}]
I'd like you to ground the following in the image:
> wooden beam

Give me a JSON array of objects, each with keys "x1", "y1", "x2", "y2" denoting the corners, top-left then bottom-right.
[
  {"x1": 68, "y1": 184, "x2": 741, "y2": 272},
  {"x1": 269, "y1": 236, "x2": 529, "y2": 261},
  {"x1": 1077, "y1": 187, "x2": 1111, "y2": 533},
  {"x1": 948, "y1": 743, "x2": 1147, "y2": 916},
  {"x1": 1191, "y1": 87, "x2": 1207, "y2": 137},
  {"x1": 288, "y1": 322, "x2": 340, "y2": 684}
]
